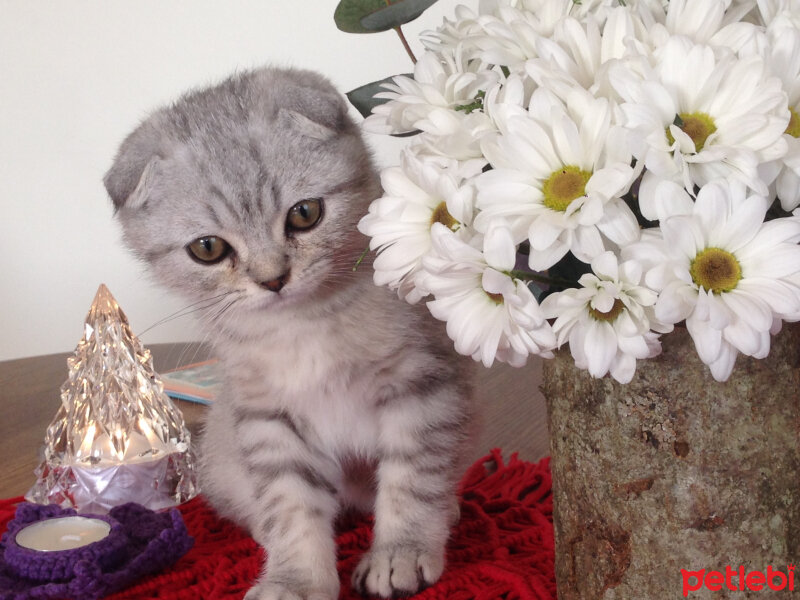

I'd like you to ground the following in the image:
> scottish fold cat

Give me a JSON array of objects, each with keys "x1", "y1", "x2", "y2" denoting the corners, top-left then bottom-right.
[{"x1": 105, "y1": 67, "x2": 476, "y2": 600}]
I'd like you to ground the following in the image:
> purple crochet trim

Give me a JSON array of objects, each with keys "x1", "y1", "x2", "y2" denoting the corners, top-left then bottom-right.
[
  {"x1": 5, "y1": 510, "x2": 127, "y2": 582},
  {"x1": 0, "y1": 502, "x2": 193, "y2": 600}
]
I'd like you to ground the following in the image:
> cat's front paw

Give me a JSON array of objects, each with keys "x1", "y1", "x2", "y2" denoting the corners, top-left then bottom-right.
[
  {"x1": 244, "y1": 581, "x2": 338, "y2": 600},
  {"x1": 352, "y1": 546, "x2": 445, "y2": 598}
]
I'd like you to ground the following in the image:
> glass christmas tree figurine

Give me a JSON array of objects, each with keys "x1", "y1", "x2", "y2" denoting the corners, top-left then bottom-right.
[{"x1": 26, "y1": 284, "x2": 199, "y2": 513}]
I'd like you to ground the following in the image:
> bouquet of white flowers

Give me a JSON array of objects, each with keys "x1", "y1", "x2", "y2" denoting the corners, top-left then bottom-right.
[{"x1": 352, "y1": 0, "x2": 800, "y2": 383}]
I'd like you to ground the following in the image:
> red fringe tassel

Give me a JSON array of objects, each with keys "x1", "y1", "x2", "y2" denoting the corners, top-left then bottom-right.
[{"x1": 0, "y1": 450, "x2": 554, "y2": 599}]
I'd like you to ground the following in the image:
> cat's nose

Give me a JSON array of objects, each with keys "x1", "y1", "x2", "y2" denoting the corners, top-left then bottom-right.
[{"x1": 260, "y1": 271, "x2": 290, "y2": 293}]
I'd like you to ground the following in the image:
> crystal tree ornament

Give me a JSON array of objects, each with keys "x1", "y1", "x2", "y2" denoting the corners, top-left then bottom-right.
[{"x1": 26, "y1": 284, "x2": 199, "y2": 513}]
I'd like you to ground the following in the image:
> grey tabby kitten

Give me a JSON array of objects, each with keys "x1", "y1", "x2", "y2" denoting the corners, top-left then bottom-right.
[{"x1": 105, "y1": 67, "x2": 476, "y2": 600}]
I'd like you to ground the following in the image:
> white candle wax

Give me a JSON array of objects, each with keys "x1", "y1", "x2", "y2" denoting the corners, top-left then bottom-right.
[{"x1": 15, "y1": 516, "x2": 111, "y2": 552}]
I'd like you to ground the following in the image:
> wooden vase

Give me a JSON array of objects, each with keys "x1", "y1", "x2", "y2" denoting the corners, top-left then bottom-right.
[{"x1": 542, "y1": 324, "x2": 800, "y2": 599}]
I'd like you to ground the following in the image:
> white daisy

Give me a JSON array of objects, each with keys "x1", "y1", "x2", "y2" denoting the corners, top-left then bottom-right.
[
  {"x1": 525, "y1": 10, "x2": 653, "y2": 102},
  {"x1": 421, "y1": 0, "x2": 635, "y2": 73},
  {"x1": 421, "y1": 222, "x2": 556, "y2": 367},
  {"x1": 426, "y1": 1, "x2": 568, "y2": 68},
  {"x1": 625, "y1": 179, "x2": 800, "y2": 381},
  {"x1": 476, "y1": 89, "x2": 638, "y2": 270},
  {"x1": 610, "y1": 35, "x2": 789, "y2": 220},
  {"x1": 357, "y1": 150, "x2": 476, "y2": 303},
  {"x1": 540, "y1": 251, "x2": 670, "y2": 383},
  {"x1": 420, "y1": 4, "x2": 487, "y2": 54},
  {"x1": 422, "y1": 3, "x2": 538, "y2": 69},
  {"x1": 364, "y1": 49, "x2": 498, "y2": 137},
  {"x1": 763, "y1": 16, "x2": 800, "y2": 210}
]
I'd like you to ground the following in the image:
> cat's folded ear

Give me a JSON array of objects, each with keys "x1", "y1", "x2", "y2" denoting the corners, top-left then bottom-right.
[
  {"x1": 278, "y1": 85, "x2": 352, "y2": 141},
  {"x1": 104, "y1": 120, "x2": 163, "y2": 211}
]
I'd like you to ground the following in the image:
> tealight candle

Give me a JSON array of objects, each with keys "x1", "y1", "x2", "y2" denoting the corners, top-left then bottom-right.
[
  {"x1": 5, "y1": 511, "x2": 127, "y2": 582},
  {"x1": 2, "y1": 502, "x2": 192, "y2": 595},
  {"x1": 15, "y1": 516, "x2": 111, "y2": 551}
]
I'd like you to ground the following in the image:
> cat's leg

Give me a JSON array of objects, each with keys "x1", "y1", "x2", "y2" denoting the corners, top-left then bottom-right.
[
  {"x1": 243, "y1": 469, "x2": 340, "y2": 600},
  {"x1": 352, "y1": 390, "x2": 472, "y2": 598},
  {"x1": 205, "y1": 404, "x2": 341, "y2": 600}
]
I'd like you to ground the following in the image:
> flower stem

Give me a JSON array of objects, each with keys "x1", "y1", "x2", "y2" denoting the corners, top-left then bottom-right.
[
  {"x1": 353, "y1": 245, "x2": 370, "y2": 272},
  {"x1": 382, "y1": 0, "x2": 416, "y2": 64},
  {"x1": 508, "y1": 270, "x2": 575, "y2": 288},
  {"x1": 394, "y1": 26, "x2": 417, "y2": 64}
]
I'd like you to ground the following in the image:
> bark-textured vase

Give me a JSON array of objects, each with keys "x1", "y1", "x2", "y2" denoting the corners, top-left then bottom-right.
[{"x1": 542, "y1": 324, "x2": 800, "y2": 599}]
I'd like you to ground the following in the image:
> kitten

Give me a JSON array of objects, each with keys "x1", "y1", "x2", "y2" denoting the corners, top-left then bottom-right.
[{"x1": 105, "y1": 67, "x2": 476, "y2": 600}]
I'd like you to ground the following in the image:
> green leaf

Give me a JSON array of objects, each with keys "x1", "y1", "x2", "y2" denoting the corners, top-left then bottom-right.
[
  {"x1": 454, "y1": 90, "x2": 486, "y2": 114},
  {"x1": 527, "y1": 281, "x2": 547, "y2": 303},
  {"x1": 346, "y1": 76, "x2": 420, "y2": 137},
  {"x1": 334, "y1": 0, "x2": 440, "y2": 34},
  {"x1": 346, "y1": 76, "x2": 397, "y2": 118}
]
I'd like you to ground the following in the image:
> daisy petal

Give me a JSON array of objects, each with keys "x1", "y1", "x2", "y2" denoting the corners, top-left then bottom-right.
[
  {"x1": 585, "y1": 320, "x2": 617, "y2": 378},
  {"x1": 686, "y1": 314, "x2": 723, "y2": 365}
]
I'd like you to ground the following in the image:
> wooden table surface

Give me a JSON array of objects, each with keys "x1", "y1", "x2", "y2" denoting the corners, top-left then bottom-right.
[{"x1": 0, "y1": 343, "x2": 549, "y2": 499}]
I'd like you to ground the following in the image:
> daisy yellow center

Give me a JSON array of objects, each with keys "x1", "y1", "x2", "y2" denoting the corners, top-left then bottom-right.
[
  {"x1": 666, "y1": 112, "x2": 717, "y2": 152},
  {"x1": 542, "y1": 166, "x2": 592, "y2": 212},
  {"x1": 588, "y1": 298, "x2": 625, "y2": 323},
  {"x1": 486, "y1": 291, "x2": 504, "y2": 305},
  {"x1": 690, "y1": 247, "x2": 742, "y2": 293},
  {"x1": 786, "y1": 107, "x2": 800, "y2": 138},
  {"x1": 430, "y1": 202, "x2": 458, "y2": 230}
]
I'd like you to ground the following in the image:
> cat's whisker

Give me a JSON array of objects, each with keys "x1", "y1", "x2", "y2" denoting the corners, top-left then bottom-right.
[
  {"x1": 181, "y1": 320, "x2": 221, "y2": 367},
  {"x1": 150, "y1": 292, "x2": 244, "y2": 369},
  {"x1": 215, "y1": 300, "x2": 242, "y2": 343},
  {"x1": 171, "y1": 341, "x2": 203, "y2": 373},
  {"x1": 138, "y1": 292, "x2": 235, "y2": 337},
  {"x1": 208, "y1": 295, "x2": 242, "y2": 326},
  {"x1": 175, "y1": 300, "x2": 237, "y2": 367}
]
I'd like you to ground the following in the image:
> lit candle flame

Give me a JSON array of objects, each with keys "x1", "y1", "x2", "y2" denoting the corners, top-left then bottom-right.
[
  {"x1": 113, "y1": 427, "x2": 126, "y2": 460},
  {"x1": 78, "y1": 422, "x2": 97, "y2": 459}
]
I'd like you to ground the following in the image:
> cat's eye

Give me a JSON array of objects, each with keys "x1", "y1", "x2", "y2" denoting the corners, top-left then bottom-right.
[
  {"x1": 286, "y1": 198, "x2": 323, "y2": 232},
  {"x1": 186, "y1": 236, "x2": 232, "y2": 264}
]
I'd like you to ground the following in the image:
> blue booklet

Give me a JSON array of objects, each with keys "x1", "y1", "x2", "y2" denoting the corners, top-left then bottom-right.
[{"x1": 160, "y1": 359, "x2": 222, "y2": 405}]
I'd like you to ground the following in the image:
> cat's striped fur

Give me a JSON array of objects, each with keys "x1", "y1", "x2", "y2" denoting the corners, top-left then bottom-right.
[{"x1": 106, "y1": 67, "x2": 477, "y2": 600}]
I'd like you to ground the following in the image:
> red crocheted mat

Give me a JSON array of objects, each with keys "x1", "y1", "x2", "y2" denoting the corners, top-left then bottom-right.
[{"x1": 0, "y1": 450, "x2": 555, "y2": 600}]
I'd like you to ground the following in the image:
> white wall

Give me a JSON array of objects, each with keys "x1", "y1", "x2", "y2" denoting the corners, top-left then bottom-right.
[{"x1": 0, "y1": 0, "x2": 475, "y2": 360}]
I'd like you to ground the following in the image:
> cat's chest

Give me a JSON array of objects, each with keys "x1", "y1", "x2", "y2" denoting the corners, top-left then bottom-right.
[
  {"x1": 219, "y1": 326, "x2": 385, "y2": 454},
  {"x1": 244, "y1": 333, "x2": 348, "y2": 391},
  {"x1": 213, "y1": 297, "x2": 413, "y2": 455},
  {"x1": 223, "y1": 313, "x2": 358, "y2": 390}
]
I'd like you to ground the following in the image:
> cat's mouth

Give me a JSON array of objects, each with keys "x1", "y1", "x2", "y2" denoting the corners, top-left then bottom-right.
[
  {"x1": 252, "y1": 277, "x2": 330, "y2": 311},
  {"x1": 253, "y1": 284, "x2": 303, "y2": 309}
]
